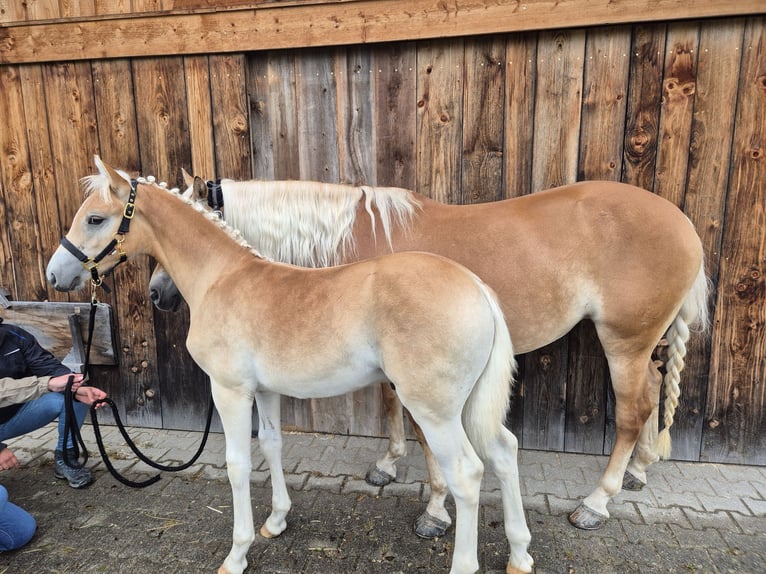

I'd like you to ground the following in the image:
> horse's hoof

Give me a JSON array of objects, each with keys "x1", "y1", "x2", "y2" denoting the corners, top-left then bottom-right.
[
  {"x1": 622, "y1": 470, "x2": 646, "y2": 491},
  {"x1": 259, "y1": 524, "x2": 276, "y2": 539},
  {"x1": 365, "y1": 466, "x2": 395, "y2": 487},
  {"x1": 568, "y1": 503, "x2": 608, "y2": 530},
  {"x1": 414, "y1": 511, "x2": 451, "y2": 539},
  {"x1": 507, "y1": 565, "x2": 533, "y2": 574}
]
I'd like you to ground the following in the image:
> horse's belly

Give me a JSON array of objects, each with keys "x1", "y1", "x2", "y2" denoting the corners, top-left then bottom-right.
[{"x1": 259, "y1": 363, "x2": 386, "y2": 400}]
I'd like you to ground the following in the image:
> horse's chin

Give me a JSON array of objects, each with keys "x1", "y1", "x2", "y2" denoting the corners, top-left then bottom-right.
[{"x1": 54, "y1": 275, "x2": 87, "y2": 292}]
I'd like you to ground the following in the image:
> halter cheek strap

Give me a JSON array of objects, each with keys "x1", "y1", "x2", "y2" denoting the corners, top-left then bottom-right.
[
  {"x1": 59, "y1": 179, "x2": 138, "y2": 286},
  {"x1": 206, "y1": 179, "x2": 224, "y2": 213}
]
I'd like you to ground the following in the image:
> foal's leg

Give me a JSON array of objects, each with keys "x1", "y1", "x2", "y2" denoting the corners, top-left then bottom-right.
[
  {"x1": 412, "y1": 416, "x2": 483, "y2": 574},
  {"x1": 624, "y1": 360, "x2": 664, "y2": 491},
  {"x1": 212, "y1": 382, "x2": 256, "y2": 574},
  {"x1": 569, "y1": 353, "x2": 654, "y2": 530},
  {"x1": 253, "y1": 391, "x2": 291, "y2": 538},
  {"x1": 366, "y1": 382, "x2": 408, "y2": 486},
  {"x1": 483, "y1": 427, "x2": 534, "y2": 574}
]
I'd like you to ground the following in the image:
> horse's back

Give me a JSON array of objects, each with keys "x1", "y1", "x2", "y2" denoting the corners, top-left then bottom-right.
[{"x1": 395, "y1": 181, "x2": 704, "y2": 351}]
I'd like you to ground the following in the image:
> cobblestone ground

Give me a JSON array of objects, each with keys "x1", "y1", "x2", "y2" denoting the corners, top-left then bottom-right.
[{"x1": 0, "y1": 423, "x2": 764, "y2": 573}]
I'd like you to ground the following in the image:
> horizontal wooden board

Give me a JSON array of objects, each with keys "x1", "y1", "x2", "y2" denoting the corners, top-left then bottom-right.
[
  {"x1": 0, "y1": 301, "x2": 117, "y2": 369},
  {"x1": 1, "y1": 0, "x2": 764, "y2": 64}
]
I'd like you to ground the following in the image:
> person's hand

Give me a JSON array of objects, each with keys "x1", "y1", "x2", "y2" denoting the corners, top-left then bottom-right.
[
  {"x1": 0, "y1": 447, "x2": 19, "y2": 471},
  {"x1": 74, "y1": 386, "x2": 108, "y2": 408},
  {"x1": 48, "y1": 373, "x2": 86, "y2": 393}
]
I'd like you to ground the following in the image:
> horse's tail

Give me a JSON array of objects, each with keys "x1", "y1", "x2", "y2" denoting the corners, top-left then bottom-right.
[
  {"x1": 655, "y1": 261, "x2": 710, "y2": 460},
  {"x1": 461, "y1": 277, "x2": 516, "y2": 460}
]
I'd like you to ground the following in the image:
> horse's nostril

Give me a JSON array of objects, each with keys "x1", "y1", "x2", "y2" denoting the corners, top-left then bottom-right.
[
  {"x1": 48, "y1": 272, "x2": 57, "y2": 287},
  {"x1": 150, "y1": 288, "x2": 159, "y2": 303}
]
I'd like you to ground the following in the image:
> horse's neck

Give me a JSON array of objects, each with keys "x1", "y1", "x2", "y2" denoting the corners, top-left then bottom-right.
[{"x1": 143, "y1": 190, "x2": 253, "y2": 309}]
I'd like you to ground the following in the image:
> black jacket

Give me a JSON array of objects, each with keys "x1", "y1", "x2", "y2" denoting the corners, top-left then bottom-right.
[{"x1": 0, "y1": 317, "x2": 70, "y2": 424}]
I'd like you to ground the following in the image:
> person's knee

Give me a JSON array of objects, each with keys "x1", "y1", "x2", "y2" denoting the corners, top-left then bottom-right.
[{"x1": 0, "y1": 487, "x2": 36, "y2": 551}]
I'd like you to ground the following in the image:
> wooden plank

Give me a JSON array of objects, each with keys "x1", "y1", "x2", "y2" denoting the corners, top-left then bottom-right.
[
  {"x1": 253, "y1": 54, "x2": 309, "y2": 426},
  {"x1": 462, "y1": 35, "x2": 506, "y2": 204},
  {"x1": 531, "y1": 29, "x2": 585, "y2": 189},
  {"x1": 338, "y1": 46, "x2": 375, "y2": 186},
  {"x1": 0, "y1": 59, "x2": 17, "y2": 295},
  {"x1": 0, "y1": 63, "x2": 48, "y2": 301},
  {"x1": 183, "y1": 55, "x2": 216, "y2": 180},
  {"x1": 622, "y1": 23, "x2": 666, "y2": 191},
  {"x1": 89, "y1": 57, "x2": 147, "y2": 426},
  {"x1": 1, "y1": 0, "x2": 763, "y2": 64},
  {"x1": 503, "y1": 32, "x2": 536, "y2": 199},
  {"x1": 675, "y1": 19, "x2": 745, "y2": 462},
  {"x1": 654, "y1": 22, "x2": 699, "y2": 207},
  {"x1": 523, "y1": 29, "x2": 585, "y2": 451},
  {"x1": 702, "y1": 17, "x2": 765, "y2": 465},
  {"x1": 336, "y1": 45, "x2": 382, "y2": 437},
  {"x1": 416, "y1": 39, "x2": 464, "y2": 204},
  {"x1": 567, "y1": 26, "x2": 630, "y2": 455},
  {"x1": 128, "y1": 56, "x2": 193, "y2": 429},
  {"x1": 372, "y1": 42, "x2": 417, "y2": 190},
  {"x1": 42, "y1": 62, "x2": 100, "y2": 237},
  {"x1": 210, "y1": 54, "x2": 251, "y2": 180},
  {"x1": 19, "y1": 63, "x2": 69, "y2": 303},
  {"x1": 0, "y1": 301, "x2": 116, "y2": 368},
  {"x1": 248, "y1": 51, "x2": 301, "y2": 180},
  {"x1": 296, "y1": 48, "x2": 340, "y2": 182}
]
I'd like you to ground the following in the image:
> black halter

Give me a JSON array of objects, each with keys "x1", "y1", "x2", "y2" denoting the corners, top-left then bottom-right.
[
  {"x1": 206, "y1": 179, "x2": 224, "y2": 213},
  {"x1": 59, "y1": 179, "x2": 138, "y2": 286}
]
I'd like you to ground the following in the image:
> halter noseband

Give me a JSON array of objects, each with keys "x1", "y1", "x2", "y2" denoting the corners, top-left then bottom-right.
[{"x1": 59, "y1": 178, "x2": 138, "y2": 287}]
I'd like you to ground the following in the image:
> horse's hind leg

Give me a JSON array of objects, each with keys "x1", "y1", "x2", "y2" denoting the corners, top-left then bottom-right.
[
  {"x1": 412, "y1": 416, "x2": 483, "y2": 574},
  {"x1": 212, "y1": 381, "x2": 256, "y2": 574},
  {"x1": 569, "y1": 352, "x2": 655, "y2": 530},
  {"x1": 624, "y1": 360, "x2": 664, "y2": 491},
  {"x1": 254, "y1": 391, "x2": 291, "y2": 538},
  {"x1": 483, "y1": 427, "x2": 534, "y2": 574},
  {"x1": 365, "y1": 383, "x2": 407, "y2": 486}
]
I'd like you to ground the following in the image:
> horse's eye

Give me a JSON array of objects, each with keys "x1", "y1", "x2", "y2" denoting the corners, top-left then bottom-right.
[{"x1": 87, "y1": 215, "x2": 105, "y2": 225}]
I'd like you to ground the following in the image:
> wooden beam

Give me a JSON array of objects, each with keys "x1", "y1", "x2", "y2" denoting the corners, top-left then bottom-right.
[{"x1": 1, "y1": 0, "x2": 764, "y2": 64}]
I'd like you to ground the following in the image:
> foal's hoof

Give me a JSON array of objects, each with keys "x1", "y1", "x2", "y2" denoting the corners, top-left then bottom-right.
[
  {"x1": 365, "y1": 466, "x2": 395, "y2": 487},
  {"x1": 259, "y1": 524, "x2": 276, "y2": 539},
  {"x1": 622, "y1": 470, "x2": 646, "y2": 491},
  {"x1": 568, "y1": 503, "x2": 608, "y2": 530},
  {"x1": 414, "y1": 511, "x2": 451, "y2": 539}
]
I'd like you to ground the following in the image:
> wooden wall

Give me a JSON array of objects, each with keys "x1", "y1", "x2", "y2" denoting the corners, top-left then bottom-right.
[{"x1": 0, "y1": 2, "x2": 764, "y2": 465}]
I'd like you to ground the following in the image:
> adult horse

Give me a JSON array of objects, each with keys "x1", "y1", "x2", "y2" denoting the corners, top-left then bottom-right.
[
  {"x1": 150, "y1": 172, "x2": 708, "y2": 533},
  {"x1": 46, "y1": 157, "x2": 534, "y2": 574}
]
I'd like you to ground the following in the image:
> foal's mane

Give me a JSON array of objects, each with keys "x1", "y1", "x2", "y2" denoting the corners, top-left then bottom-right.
[
  {"x1": 81, "y1": 173, "x2": 265, "y2": 259},
  {"x1": 218, "y1": 180, "x2": 421, "y2": 267}
]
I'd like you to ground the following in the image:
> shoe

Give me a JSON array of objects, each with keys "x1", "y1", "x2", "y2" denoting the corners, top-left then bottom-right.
[{"x1": 53, "y1": 450, "x2": 93, "y2": 489}]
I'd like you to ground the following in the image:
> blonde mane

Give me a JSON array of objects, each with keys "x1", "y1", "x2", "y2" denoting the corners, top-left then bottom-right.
[{"x1": 217, "y1": 180, "x2": 421, "y2": 267}]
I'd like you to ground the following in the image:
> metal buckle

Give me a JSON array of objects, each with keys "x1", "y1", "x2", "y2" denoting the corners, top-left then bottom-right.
[{"x1": 123, "y1": 202, "x2": 136, "y2": 219}]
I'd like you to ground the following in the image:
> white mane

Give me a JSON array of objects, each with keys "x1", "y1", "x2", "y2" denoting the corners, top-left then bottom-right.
[{"x1": 214, "y1": 180, "x2": 421, "y2": 268}]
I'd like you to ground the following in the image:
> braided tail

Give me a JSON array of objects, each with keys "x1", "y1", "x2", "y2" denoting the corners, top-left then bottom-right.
[{"x1": 655, "y1": 263, "x2": 710, "y2": 460}]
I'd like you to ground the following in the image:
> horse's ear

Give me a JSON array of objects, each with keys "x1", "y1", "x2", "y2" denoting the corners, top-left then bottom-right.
[
  {"x1": 94, "y1": 155, "x2": 132, "y2": 201},
  {"x1": 192, "y1": 176, "x2": 208, "y2": 202},
  {"x1": 181, "y1": 168, "x2": 194, "y2": 188}
]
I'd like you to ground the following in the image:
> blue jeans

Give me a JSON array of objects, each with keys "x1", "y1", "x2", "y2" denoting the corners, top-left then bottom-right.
[
  {"x1": 0, "y1": 392, "x2": 88, "y2": 452},
  {"x1": 0, "y1": 485, "x2": 36, "y2": 551}
]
